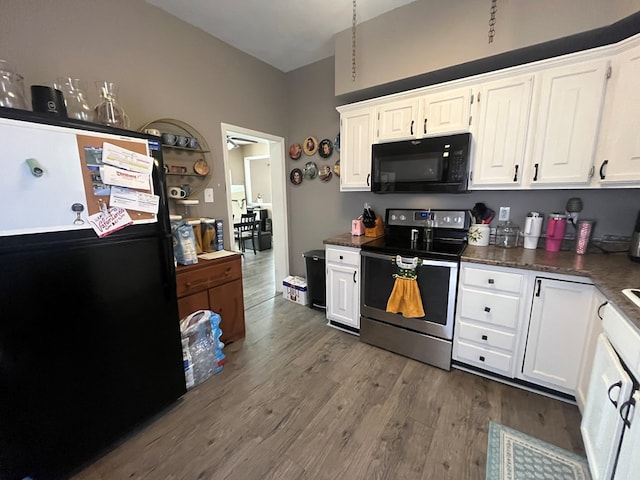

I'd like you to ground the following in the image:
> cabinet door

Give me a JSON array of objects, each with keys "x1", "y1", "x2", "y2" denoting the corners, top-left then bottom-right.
[
  {"x1": 421, "y1": 87, "x2": 472, "y2": 136},
  {"x1": 596, "y1": 44, "x2": 640, "y2": 185},
  {"x1": 326, "y1": 263, "x2": 359, "y2": 330},
  {"x1": 581, "y1": 334, "x2": 633, "y2": 480},
  {"x1": 470, "y1": 75, "x2": 533, "y2": 188},
  {"x1": 520, "y1": 277, "x2": 594, "y2": 394},
  {"x1": 177, "y1": 290, "x2": 210, "y2": 321},
  {"x1": 208, "y1": 279, "x2": 245, "y2": 344},
  {"x1": 528, "y1": 59, "x2": 609, "y2": 186},
  {"x1": 376, "y1": 97, "x2": 420, "y2": 142},
  {"x1": 340, "y1": 108, "x2": 374, "y2": 191},
  {"x1": 614, "y1": 390, "x2": 640, "y2": 479},
  {"x1": 576, "y1": 290, "x2": 606, "y2": 414}
]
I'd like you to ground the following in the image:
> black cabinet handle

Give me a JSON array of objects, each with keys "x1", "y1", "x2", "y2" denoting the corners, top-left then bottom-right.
[
  {"x1": 479, "y1": 356, "x2": 485, "y2": 362},
  {"x1": 481, "y1": 335, "x2": 488, "y2": 341},
  {"x1": 484, "y1": 306, "x2": 491, "y2": 313},
  {"x1": 367, "y1": 173, "x2": 370, "y2": 186},
  {"x1": 608, "y1": 381, "x2": 623, "y2": 407},
  {"x1": 600, "y1": 160, "x2": 608, "y2": 180},
  {"x1": 353, "y1": 271, "x2": 357, "y2": 283},
  {"x1": 410, "y1": 120, "x2": 414, "y2": 136},
  {"x1": 513, "y1": 165, "x2": 519, "y2": 182},
  {"x1": 620, "y1": 398, "x2": 636, "y2": 428},
  {"x1": 597, "y1": 301, "x2": 608, "y2": 320},
  {"x1": 535, "y1": 279, "x2": 542, "y2": 297},
  {"x1": 533, "y1": 163, "x2": 539, "y2": 181},
  {"x1": 488, "y1": 278, "x2": 495, "y2": 284},
  {"x1": 424, "y1": 118, "x2": 427, "y2": 134}
]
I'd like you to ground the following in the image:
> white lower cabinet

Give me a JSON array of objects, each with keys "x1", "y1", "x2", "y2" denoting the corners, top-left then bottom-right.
[
  {"x1": 454, "y1": 262, "x2": 600, "y2": 398},
  {"x1": 518, "y1": 277, "x2": 595, "y2": 395},
  {"x1": 325, "y1": 245, "x2": 360, "y2": 333}
]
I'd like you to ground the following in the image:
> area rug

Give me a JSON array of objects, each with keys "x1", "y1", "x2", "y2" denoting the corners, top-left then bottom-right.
[{"x1": 486, "y1": 421, "x2": 591, "y2": 480}]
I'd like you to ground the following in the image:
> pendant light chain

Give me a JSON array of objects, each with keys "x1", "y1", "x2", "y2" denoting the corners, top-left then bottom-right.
[
  {"x1": 352, "y1": 0, "x2": 357, "y2": 81},
  {"x1": 488, "y1": 0, "x2": 497, "y2": 43}
]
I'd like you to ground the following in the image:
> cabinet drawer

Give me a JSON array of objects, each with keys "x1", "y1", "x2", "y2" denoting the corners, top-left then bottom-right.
[
  {"x1": 462, "y1": 267, "x2": 523, "y2": 293},
  {"x1": 326, "y1": 247, "x2": 360, "y2": 267},
  {"x1": 454, "y1": 340, "x2": 514, "y2": 377},
  {"x1": 176, "y1": 260, "x2": 241, "y2": 297},
  {"x1": 456, "y1": 321, "x2": 516, "y2": 352},
  {"x1": 459, "y1": 287, "x2": 520, "y2": 329}
]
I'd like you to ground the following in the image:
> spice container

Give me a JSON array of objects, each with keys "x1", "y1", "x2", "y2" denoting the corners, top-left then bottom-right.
[{"x1": 495, "y1": 221, "x2": 519, "y2": 248}]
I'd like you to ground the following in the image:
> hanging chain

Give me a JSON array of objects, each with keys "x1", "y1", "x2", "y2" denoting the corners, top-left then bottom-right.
[
  {"x1": 488, "y1": 0, "x2": 497, "y2": 43},
  {"x1": 352, "y1": 0, "x2": 357, "y2": 81}
]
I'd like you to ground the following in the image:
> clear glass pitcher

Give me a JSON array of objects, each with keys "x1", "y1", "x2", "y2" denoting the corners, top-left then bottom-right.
[
  {"x1": 93, "y1": 81, "x2": 129, "y2": 129},
  {"x1": 55, "y1": 77, "x2": 92, "y2": 121},
  {"x1": 0, "y1": 59, "x2": 27, "y2": 109}
]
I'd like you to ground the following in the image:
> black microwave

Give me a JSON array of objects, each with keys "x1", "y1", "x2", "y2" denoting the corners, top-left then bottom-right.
[{"x1": 371, "y1": 132, "x2": 471, "y2": 193}]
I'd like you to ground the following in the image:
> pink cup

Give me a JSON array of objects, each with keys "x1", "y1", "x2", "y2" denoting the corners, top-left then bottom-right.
[{"x1": 545, "y1": 214, "x2": 567, "y2": 252}]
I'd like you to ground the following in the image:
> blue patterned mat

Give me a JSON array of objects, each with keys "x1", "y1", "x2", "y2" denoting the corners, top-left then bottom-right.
[{"x1": 486, "y1": 421, "x2": 591, "y2": 480}]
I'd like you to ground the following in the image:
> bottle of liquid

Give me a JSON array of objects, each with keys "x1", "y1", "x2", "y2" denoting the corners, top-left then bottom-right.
[
  {"x1": 181, "y1": 337, "x2": 195, "y2": 389},
  {"x1": 423, "y1": 211, "x2": 434, "y2": 247}
]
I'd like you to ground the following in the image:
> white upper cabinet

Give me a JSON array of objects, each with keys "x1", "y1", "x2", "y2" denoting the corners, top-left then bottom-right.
[
  {"x1": 595, "y1": 41, "x2": 640, "y2": 185},
  {"x1": 470, "y1": 75, "x2": 534, "y2": 188},
  {"x1": 527, "y1": 59, "x2": 609, "y2": 187},
  {"x1": 420, "y1": 87, "x2": 473, "y2": 136},
  {"x1": 376, "y1": 97, "x2": 420, "y2": 142},
  {"x1": 338, "y1": 106, "x2": 375, "y2": 191}
]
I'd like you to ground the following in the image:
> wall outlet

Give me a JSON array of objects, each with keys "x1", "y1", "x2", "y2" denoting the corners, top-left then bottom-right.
[
  {"x1": 498, "y1": 206, "x2": 511, "y2": 221},
  {"x1": 204, "y1": 188, "x2": 214, "y2": 203}
]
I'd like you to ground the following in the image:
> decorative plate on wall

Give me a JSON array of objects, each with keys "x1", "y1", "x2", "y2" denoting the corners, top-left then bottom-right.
[
  {"x1": 303, "y1": 161, "x2": 318, "y2": 180},
  {"x1": 289, "y1": 143, "x2": 302, "y2": 160},
  {"x1": 319, "y1": 165, "x2": 332, "y2": 182},
  {"x1": 303, "y1": 136, "x2": 318, "y2": 156},
  {"x1": 334, "y1": 133, "x2": 340, "y2": 153},
  {"x1": 318, "y1": 138, "x2": 333, "y2": 159},
  {"x1": 290, "y1": 168, "x2": 303, "y2": 185},
  {"x1": 333, "y1": 158, "x2": 340, "y2": 177}
]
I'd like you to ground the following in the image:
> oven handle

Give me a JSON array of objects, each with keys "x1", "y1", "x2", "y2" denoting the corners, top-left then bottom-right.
[{"x1": 360, "y1": 250, "x2": 459, "y2": 268}]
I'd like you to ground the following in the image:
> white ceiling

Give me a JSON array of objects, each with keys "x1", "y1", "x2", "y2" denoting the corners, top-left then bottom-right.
[{"x1": 146, "y1": 0, "x2": 417, "y2": 72}]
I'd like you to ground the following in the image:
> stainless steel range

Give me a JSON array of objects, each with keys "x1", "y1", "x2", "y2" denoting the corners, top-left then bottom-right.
[{"x1": 360, "y1": 208, "x2": 470, "y2": 370}]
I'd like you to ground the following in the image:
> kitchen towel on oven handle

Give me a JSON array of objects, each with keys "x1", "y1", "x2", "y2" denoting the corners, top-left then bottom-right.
[{"x1": 385, "y1": 255, "x2": 425, "y2": 318}]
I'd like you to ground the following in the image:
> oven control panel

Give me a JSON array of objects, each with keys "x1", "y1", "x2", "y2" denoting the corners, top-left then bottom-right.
[{"x1": 386, "y1": 209, "x2": 469, "y2": 229}]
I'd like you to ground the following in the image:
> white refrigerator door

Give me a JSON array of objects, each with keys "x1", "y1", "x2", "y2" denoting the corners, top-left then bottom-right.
[
  {"x1": 0, "y1": 118, "x2": 89, "y2": 236},
  {"x1": 581, "y1": 334, "x2": 633, "y2": 480}
]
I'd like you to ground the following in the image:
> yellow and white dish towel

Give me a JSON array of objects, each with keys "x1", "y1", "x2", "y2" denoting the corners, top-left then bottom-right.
[{"x1": 385, "y1": 255, "x2": 425, "y2": 318}]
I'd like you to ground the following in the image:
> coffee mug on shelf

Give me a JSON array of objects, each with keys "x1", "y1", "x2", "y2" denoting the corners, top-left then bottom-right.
[
  {"x1": 168, "y1": 186, "x2": 187, "y2": 199},
  {"x1": 187, "y1": 136, "x2": 199, "y2": 149},
  {"x1": 161, "y1": 132, "x2": 176, "y2": 145},
  {"x1": 175, "y1": 135, "x2": 189, "y2": 147}
]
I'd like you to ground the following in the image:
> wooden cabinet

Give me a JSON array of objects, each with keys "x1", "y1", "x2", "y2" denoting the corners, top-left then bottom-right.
[
  {"x1": 325, "y1": 245, "x2": 360, "y2": 333},
  {"x1": 519, "y1": 277, "x2": 595, "y2": 394},
  {"x1": 337, "y1": 106, "x2": 375, "y2": 191},
  {"x1": 175, "y1": 254, "x2": 245, "y2": 344},
  {"x1": 453, "y1": 263, "x2": 529, "y2": 377},
  {"x1": 527, "y1": 59, "x2": 609, "y2": 187},
  {"x1": 469, "y1": 75, "x2": 534, "y2": 188},
  {"x1": 595, "y1": 41, "x2": 640, "y2": 185}
]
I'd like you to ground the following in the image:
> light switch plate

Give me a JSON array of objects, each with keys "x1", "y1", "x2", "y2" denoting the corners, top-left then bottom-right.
[
  {"x1": 204, "y1": 188, "x2": 214, "y2": 203},
  {"x1": 499, "y1": 206, "x2": 510, "y2": 221}
]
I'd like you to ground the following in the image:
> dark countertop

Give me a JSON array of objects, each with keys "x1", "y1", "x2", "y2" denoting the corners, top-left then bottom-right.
[
  {"x1": 323, "y1": 233, "x2": 640, "y2": 332},
  {"x1": 462, "y1": 245, "x2": 640, "y2": 331}
]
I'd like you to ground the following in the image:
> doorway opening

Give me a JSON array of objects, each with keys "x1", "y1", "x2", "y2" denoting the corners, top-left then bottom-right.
[{"x1": 221, "y1": 123, "x2": 289, "y2": 307}]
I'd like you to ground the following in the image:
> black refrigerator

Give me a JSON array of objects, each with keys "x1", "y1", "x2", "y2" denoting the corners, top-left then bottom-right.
[{"x1": 0, "y1": 108, "x2": 187, "y2": 479}]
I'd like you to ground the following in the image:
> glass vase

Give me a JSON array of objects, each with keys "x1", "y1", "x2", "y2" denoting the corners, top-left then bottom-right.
[
  {"x1": 55, "y1": 77, "x2": 92, "y2": 121},
  {"x1": 0, "y1": 59, "x2": 27, "y2": 109},
  {"x1": 94, "y1": 81, "x2": 129, "y2": 129}
]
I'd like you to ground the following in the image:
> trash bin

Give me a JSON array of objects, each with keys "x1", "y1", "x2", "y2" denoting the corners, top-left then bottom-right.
[{"x1": 302, "y1": 249, "x2": 326, "y2": 310}]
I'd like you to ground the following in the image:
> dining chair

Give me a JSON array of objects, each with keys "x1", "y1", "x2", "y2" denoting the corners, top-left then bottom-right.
[{"x1": 234, "y1": 213, "x2": 258, "y2": 254}]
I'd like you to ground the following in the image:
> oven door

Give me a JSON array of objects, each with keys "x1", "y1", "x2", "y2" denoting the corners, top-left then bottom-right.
[{"x1": 360, "y1": 250, "x2": 459, "y2": 340}]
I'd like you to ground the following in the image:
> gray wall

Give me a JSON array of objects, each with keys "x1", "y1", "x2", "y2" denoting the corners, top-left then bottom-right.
[{"x1": 335, "y1": 0, "x2": 640, "y2": 95}]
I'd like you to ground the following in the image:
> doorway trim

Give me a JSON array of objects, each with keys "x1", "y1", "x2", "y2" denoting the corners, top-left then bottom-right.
[{"x1": 221, "y1": 123, "x2": 289, "y2": 292}]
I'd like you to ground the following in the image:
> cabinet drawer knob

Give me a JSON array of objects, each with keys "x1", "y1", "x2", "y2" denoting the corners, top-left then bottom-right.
[
  {"x1": 484, "y1": 306, "x2": 491, "y2": 313},
  {"x1": 339, "y1": 255, "x2": 343, "y2": 260},
  {"x1": 481, "y1": 334, "x2": 488, "y2": 341},
  {"x1": 487, "y1": 278, "x2": 495, "y2": 284},
  {"x1": 479, "y1": 356, "x2": 485, "y2": 362}
]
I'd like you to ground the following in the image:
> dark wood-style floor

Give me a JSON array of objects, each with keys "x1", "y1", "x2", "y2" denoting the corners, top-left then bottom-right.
[{"x1": 72, "y1": 249, "x2": 585, "y2": 479}]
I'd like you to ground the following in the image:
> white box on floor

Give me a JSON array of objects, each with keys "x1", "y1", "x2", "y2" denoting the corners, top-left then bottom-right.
[{"x1": 282, "y1": 276, "x2": 308, "y2": 306}]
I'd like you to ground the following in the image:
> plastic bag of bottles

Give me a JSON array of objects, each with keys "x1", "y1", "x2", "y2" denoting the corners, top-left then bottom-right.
[{"x1": 179, "y1": 310, "x2": 225, "y2": 387}]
